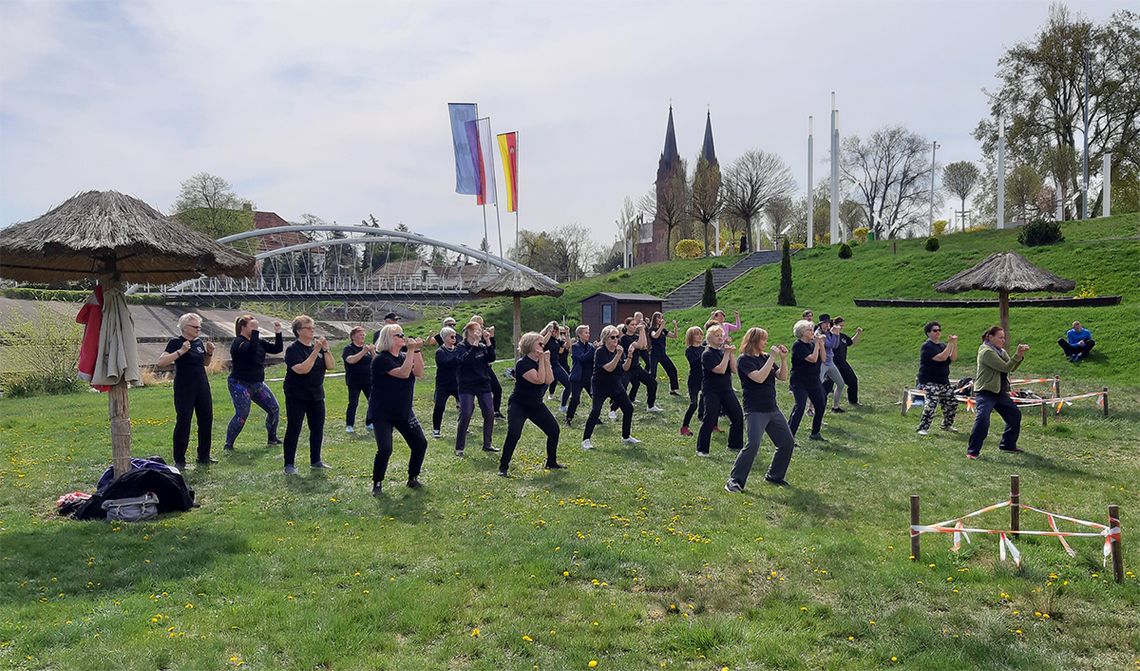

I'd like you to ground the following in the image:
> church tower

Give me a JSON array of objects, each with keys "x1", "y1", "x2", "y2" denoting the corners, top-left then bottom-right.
[{"x1": 638, "y1": 106, "x2": 682, "y2": 264}]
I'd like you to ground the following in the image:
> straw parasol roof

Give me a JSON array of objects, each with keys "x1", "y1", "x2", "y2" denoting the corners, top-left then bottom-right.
[
  {"x1": 934, "y1": 251, "x2": 1075, "y2": 343},
  {"x1": 473, "y1": 271, "x2": 564, "y2": 347},
  {"x1": 933, "y1": 251, "x2": 1075, "y2": 295},
  {"x1": 0, "y1": 190, "x2": 255, "y2": 283}
]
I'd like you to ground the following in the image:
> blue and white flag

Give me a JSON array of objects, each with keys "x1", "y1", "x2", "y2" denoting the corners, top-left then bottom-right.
[{"x1": 448, "y1": 103, "x2": 480, "y2": 195}]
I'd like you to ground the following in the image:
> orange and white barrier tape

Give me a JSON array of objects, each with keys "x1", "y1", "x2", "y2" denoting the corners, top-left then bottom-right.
[{"x1": 903, "y1": 389, "x2": 1106, "y2": 414}]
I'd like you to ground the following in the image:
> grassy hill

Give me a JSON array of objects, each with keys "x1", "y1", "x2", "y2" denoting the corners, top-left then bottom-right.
[{"x1": 0, "y1": 217, "x2": 1137, "y2": 670}]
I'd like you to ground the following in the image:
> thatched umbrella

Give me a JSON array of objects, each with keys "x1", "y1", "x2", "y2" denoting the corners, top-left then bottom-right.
[
  {"x1": 933, "y1": 251, "x2": 1074, "y2": 343},
  {"x1": 0, "y1": 190, "x2": 255, "y2": 477},
  {"x1": 473, "y1": 270, "x2": 564, "y2": 348}
]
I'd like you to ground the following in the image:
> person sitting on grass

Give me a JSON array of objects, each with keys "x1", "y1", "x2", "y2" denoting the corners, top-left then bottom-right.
[{"x1": 1057, "y1": 320, "x2": 1095, "y2": 362}]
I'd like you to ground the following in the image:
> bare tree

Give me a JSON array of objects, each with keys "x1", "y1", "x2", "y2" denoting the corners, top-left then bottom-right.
[
  {"x1": 841, "y1": 126, "x2": 937, "y2": 239},
  {"x1": 1043, "y1": 143, "x2": 1079, "y2": 218},
  {"x1": 1007, "y1": 164, "x2": 1042, "y2": 224},
  {"x1": 690, "y1": 155, "x2": 723, "y2": 255},
  {"x1": 551, "y1": 224, "x2": 599, "y2": 282},
  {"x1": 942, "y1": 161, "x2": 981, "y2": 231},
  {"x1": 764, "y1": 195, "x2": 797, "y2": 246},
  {"x1": 638, "y1": 158, "x2": 690, "y2": 260},
  {"x1": 722, "y1": 150, "x2": 797, "y2": 251}
]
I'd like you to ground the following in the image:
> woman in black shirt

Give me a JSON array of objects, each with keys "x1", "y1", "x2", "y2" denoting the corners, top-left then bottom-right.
[
  {"x1": 498, "y1": 332, "x2": 565, "y2": 477},
  {"x1": 455, "y1": 321, "x2": 498, "y2": 457},
  {"x1": 582, "y1": 325, "x2": 638, "y2": 449},
  {"x1": 915, "y1": 320, "x2": 959, "y2": 435},
  {"x1": 432, "y1": 326, "x2": 462, "y2": 438},
  {"x1": 821, "y1": 317, "x2": 863, "y2": 406},
  {"x1": 342, "y1": 326, "x2": 374, "y2": 434},
  {"x1": 726, "y1": 328, "x2": 794, "y2": 491},
  {"x1": 565, "y1": 324, "x2": 595, "y2": 425},
  {"x1": 697, "y1": 325, "x2": 743, "y2": 455},
  {"x1": 788, "y1": 319, "x2": 827, "y2": 440},
  {"x1": 649, "y1": 312, "x2": 681, "y2": 396},
  {"x1": 282, "y1": 315, "x2": 334, "y2": 474},
  {"x1": 680, "y1": 326, "x2": 705, "y2": 436},
  {"x1": 369, "y1": 324, "x2": 429, "y2": 495},
  {"x1": 225, "y1": 314, "x2": 283, "y2": 451},
  {"x1": 540, "y1": 321, "x2": 572, "y2": 404},
  {"x1": 157, "y1": 313, "x2": 216, "y2": 469}
]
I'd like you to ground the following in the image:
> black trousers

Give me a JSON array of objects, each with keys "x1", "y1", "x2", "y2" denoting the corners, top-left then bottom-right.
[
  {"x1": 489, "y1": 370, "x2": 503, "y2": 412},
  {"x1": 565, "y1": 379, "x2": 591, "y2": 422},
  {"x1": 682, "y1": 376, "x2": 702, "y2": 427},
  {"x1": 788, "y1": 381, "x2": 825, "y2": 436},
  {"x1": 284, "y1": 396, "x2": 325, "y2": 466},
  {"x1": 650, "y1": 353, "x2": 680, "y2": 391},
  {"x1": 173, "y1": 377, "x2": 213, "y2": 463},
  {"x1": 432, "y1": 387, "x2": 459, "y2": 432},
  {"x1": 697, "y1": 389, "x2": 744, "y2": 453},
  {"x1": 499, "y1": 401, "x2": 560, "y2": 472},
  {"x1": 345, "y1": 382, "x2": 372, "y2": 427},
  {"x1": 547, "y1": 363, "x2": 571, "y2": 397},
  {"x1": 585, "y1": 385, "x2": 633, "y2": 440},
  {"x1": 621, "y1": 366, "x2": 658, "y2": 407},
  {"x1": 373, "y1": 412, "x2": 428, "y2": 483},
  {"x1": 822, "y1": 360, "x2": 859, "y2": 405},
  {"x1": 1057, "y1": 338, "x2": 1095, "y2": 359},
  {"x1": 967, "y1": 391, "x2": 1021, "y2": 456}
]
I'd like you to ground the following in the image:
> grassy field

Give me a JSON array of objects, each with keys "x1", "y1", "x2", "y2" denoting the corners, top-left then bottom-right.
[{"x1": 1, "y1": 217, "x2": 1138, "y2": 670}]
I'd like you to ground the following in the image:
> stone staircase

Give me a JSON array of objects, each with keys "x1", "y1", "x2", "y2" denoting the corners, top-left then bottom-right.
[{"x1": 662, "y1": 250, "x2": 785, "y2": 312}]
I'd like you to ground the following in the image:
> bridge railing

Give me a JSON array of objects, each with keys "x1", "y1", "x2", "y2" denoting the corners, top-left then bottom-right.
[{"x1": 142, "y1": 274, "x2": 475, "y2": 296}]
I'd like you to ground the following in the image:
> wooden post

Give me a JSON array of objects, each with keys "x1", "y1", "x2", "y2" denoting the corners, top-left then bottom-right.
[
  {"x1": 1040, "y1": 400, "x2": 1048, "y2": 426},
  {"x1": 109, "y1": 379, "x2": 132, "y2": 478},
  {"x1": 1102, "y1": 387, "x2": 1109, "y2": 417},
  {"x1": 512, "y1": 294, "x2": 522, "y2": 353},
  {"x1": 999, "y1": 290, "x2": 1011, "y2": 346},
  {"x1": 910, "y1": 495, "x2": 921, "y2": 561},
  {"x1": 901, "y1": 388, "x2": 909, "y2": 415},
  {"x1": 1108, "y1": 505, "x2": 1123, "y2": 584},
  {"x1": 1052, "y1": 375, "x2": 1060, "y2": 399},
  {"x1": 1010, "y1": 475, "x2": 1020, "y2": 538}
]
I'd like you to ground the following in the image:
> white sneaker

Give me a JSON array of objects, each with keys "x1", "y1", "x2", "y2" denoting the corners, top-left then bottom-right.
[
  {"x1": 647, "y1": 405, "x2": 665, "y2": 413},
  {"x1": 695, "y1": 451, "x2": 710, "y2": 458},
  {"x1": 917, "y1": 429, "x2": 929, "y2": 436},
  {"x1": 623, "y1": 436, "x2": 642, "y2": 445},
  {"x1": 432, "y1": 429, "x2": 441, "y2": 438},
  {"x1": 581, "y1": 439, "x2": 594, "y2": 450},
  {"x1": 345, "y1": 425, "x2": 355, "y2": 434},
  {"x1": 608, "y1": 411, "x2": 618, "y2": 421},
  {"x1": 559, "y1": 405, "x2": 568, "y2": 413}
]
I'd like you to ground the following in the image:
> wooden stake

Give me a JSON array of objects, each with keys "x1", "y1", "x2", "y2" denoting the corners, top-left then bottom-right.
[
  {"x1": 1102, "y1": 387, "x2": 1109, "y2": 417},
  {"x1": 1108, "y1": 504, "x2": 1123, "y2": 584},
  {"x1": 1010, "y1": 475, "x2": 1020, "y2": 538},
  {"x1": 1040, "y1": 400, "x2": 1048, "y2": 426},
  {"x1": 110, "y1": 379, "x2": 132, "y2": 479},
  {"x1": 901, "y1": 388, "x2": 909, "y2": 416},
  {"x1": 910, "y1": 495, "x2": 921, "y2": 561},
  {"x1": 1052, "y1": 375, "x2": 1060, "y2": 399}
]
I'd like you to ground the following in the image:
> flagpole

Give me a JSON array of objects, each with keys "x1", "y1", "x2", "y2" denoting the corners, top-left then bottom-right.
[
  {"x1": 481, "y1": 204, "x2": 489, "y2": 253},
  {"x1": 514, "y1": 131, "x2": 520, "y2": 252},
  {"x1": 488, "y1": 123, "x2": 505, "y2": 260}
]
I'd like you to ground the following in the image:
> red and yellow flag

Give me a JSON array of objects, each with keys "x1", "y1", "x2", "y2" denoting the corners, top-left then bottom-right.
[{"x1": 497, "y1": 132, "x2": 518, "y2": 213}]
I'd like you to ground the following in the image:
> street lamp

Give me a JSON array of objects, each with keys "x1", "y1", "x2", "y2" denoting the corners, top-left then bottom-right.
[{"x1": 929, "y1": 141, "x2": 940, "y2": 235}]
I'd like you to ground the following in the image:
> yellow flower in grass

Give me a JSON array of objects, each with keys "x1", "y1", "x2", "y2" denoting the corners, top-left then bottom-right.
[
  {"x1": 588, "y1": 662, "x2": 598, "y2": 669},
  {"x1": 522, "y1": 635, "x2": 533, "y2": 642},
  {"x1": 470, "y1": 628, "x2": 480, "y2": 637}
]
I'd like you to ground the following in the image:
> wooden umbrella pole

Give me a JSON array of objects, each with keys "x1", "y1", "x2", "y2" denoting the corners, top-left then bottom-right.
[
  {"x1": 513, "y1": 294, "x2": 522, "y2": 349},
  {"x1": 999, "y1": 290, "x2": 1010, "y2": 344},
  {"x1": 110, "y1": 378, "x2": 132, "y2": 478}
]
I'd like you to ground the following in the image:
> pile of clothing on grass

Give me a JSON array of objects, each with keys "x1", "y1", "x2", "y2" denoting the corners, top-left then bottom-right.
[{"x1": 56, "y1": 456, "x2": 197, "y2": 521}]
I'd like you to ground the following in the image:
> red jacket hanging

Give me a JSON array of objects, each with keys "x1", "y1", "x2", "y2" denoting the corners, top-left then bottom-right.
[{"x1": 76, "y1": 284, "x2": 110, "y2": 391}]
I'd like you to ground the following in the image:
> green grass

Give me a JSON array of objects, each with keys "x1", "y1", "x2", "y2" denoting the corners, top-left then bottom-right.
[{"x1": 1, "y1": 218, "x2": 1139, "y2": 670}]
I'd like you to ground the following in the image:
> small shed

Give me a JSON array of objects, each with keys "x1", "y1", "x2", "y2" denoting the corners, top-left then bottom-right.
[{"x1": 580, "y1": 292, "x2": 663, "y2": 336}]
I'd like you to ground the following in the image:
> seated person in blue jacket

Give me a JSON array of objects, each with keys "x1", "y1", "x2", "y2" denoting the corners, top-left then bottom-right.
[{"x1": 1057, "y1": 320, "x2": 1095, "y2": 362}]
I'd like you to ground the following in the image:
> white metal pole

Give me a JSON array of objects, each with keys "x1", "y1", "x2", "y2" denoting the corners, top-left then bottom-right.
[
  {"x1": 996, "y1": 113, "x2": 1006, "y2": 230},
  {"x1": 830, "y1": 93, "x2": 840, "y2": 244},
  {"x1": 929, "y1": 141, "x2": 939, "y2": 235},
  {"x1": 1103, "y1": 153, "x2": 1111, "y2": 217},
  {"x1": 807, "y1": 115, "x2": 814, "y2": 248},
  {"x1": 1082, "y1": 50, "x2": 1090, "y2": 221}
]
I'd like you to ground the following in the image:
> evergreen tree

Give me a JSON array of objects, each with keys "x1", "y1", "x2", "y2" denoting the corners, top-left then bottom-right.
[
  {"x1": 701, "y1": 268, "x2": 717, "y2": 307},
  {"x1": 777, "y1": 238, "x2": 796, "y2": 306}
]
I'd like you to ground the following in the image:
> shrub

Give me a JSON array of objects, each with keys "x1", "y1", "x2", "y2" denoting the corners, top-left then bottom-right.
[
  {"x1": 711, "y1": 262, "x2": 728, "y2": 269},
  {"x1": 618, "y1": 271, "x2": 631, "y2": 279},
  {"x1": 932, "y1": 220, "x2": 949, "y2": 237},
  {"x1": 777, "y1": 238, "x2": 796, "y2": 306},
  {"x1": 838, "y1": 243, "x2": 853, "y2": 259},
  {"x1": 789, "y1": 242, "x2": 806, "y2": 250},
  {"x1": 1, "y1": 305, "x2": 85, "y2": 397},
  {"x1": 0, "y1": 287, "x2": 166, "y2": 305},
  {"x1": 853, "y1": 227, "x2": 869, "y2": 244},
  {"x1": 925, "y1": 236, "x2": 941, "y2": 252},
  {"x1": 674, "y1": 239, "x2": 704, "y2": 259},
  {"x1": 701, "y1": 269, "x2": 717, "y2": 308},
  {"x1": 1018, "y1": 218, "x2": 1064, "y2": 247},
  {"x1": 1075, "y1": 279, "x2": 1098, "y2": 299}
]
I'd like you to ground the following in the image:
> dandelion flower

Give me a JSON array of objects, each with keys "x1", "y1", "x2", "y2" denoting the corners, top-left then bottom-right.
[
  {"x1": 588, "y1": 662, "x2": 598, "y2": 669},
  {"x1": 471, "y1": 628, "x2": 480, "y2": 637},
  {"x1": 522, "y1": 635, "x2": 533, "y2": 642}
]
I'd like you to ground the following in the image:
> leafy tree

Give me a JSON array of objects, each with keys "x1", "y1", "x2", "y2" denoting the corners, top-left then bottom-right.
[
  {"x1": 171, "y1": 172, "x2": 255, "y2": 252},
  {"x1": 777, "y1": 238, "x2": 796, "y2": 306},
  {"x1": 1008, "y1": 164, "x2": 1043, "y2": 224},
  {"x1": 942, "y1": 161, "x2": 981, "y2": 231},
  {"x1": 674, "y1": 239, "x2": 704, "y2": 259},
  {"x1": 1043, "y1": 143, "x2": 1079, "y2": 218}
]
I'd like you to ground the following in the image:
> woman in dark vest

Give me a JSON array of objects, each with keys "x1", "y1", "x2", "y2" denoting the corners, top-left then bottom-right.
[
  {"x1": 788, "y1": 319, "x2": 826, "y2": 441},
  {"x1": 455, "y1": 320, "x2": 498, "y2": 457},
  {"x1": 225, "y1": 314, "x2": 283, "y2": 451},
  {"x1": 369, "y1": 324, "x2": 428, "y2": 494},
  {"x1": 725, "y1": 327, "x2": 794, "y2": 491},
  {"x1": 696, "y1": 324, "x2": 743, "y2": 456},
  {"x1": 432, "y1": 326, "x2": 462, "y2": 438},
  {"x1": 282, "y1": 315, "x2": 334, "y2": 474},
  {"x1": 582, "y1": 325, "x2": 638, "y2": 449},
  {"x1": 157, "y1": 312, "x2": 216, "y2": 469},
  {"x1": 498, "y1": 332, "x2": 565, "y2": 477},
  {"x1": 564, "y1": 324, "x2": 595, "y2": 426},
  {"x1": 649, "y1": 312, "x2": 680, "y2": 396},
  {"x1": 342, "y1": 326, "x2": 374, "y2": 434}
]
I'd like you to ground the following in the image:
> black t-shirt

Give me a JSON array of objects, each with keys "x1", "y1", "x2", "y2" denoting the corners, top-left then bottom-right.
[
  {"x1": 283, "y1": 340, "x2": 328, "y2": 401},
  {"x1": 701, "y1": 347, "x2": 733, "y2": 395},
  {"x1": 342, "y1": 343, "x2": 373, "y2": 387},
  {"x1": 591, "y1": 346, "x2": 625, "y2": 390},
  {"x1": 510, "y1": 356, "x2": 546, "y2": 406},
  {"x1": 738, "y1": 354, "x2": 779, "y2": 412},
  {"x1": 790, "y1": 340, "x2": 821, "y2": 387},
  {"x1": 457, "y1": 341, "x2": 494, "y2": 393},
  {"x1": 229, "y1": 331, "x2": 283, "y2": 384},
  {"x1": 918, "y1": 340, "x2": 951, "y2": 385},
  {"x1": 434, "y1": 346, "x2": 462, "y2": 392},
  {"x1": 620, "y1": 333, "x2": 648, "y2": 370},
  {"x1": 832, "y1": 333, "x2": 853, "y2": 364},
  {"x1": 650, "y1": 327, "x2": 669, "y2": 357},
  {"x1": 685, "y1": 346, "x2": 703, "y2": 383},
  {"x1": 370, "y1": 351, "x2": 416, "y2": 419},
  {"x1": 165, "y1": 337, "x2": 209, "y2": 385}
]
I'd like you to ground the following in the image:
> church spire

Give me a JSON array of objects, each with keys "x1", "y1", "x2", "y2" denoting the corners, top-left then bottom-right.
[
  {"x1": 701, "y1": 109, "x2": 717, "y2": 167},
  {"x1": 661, "y1": 105, "x2": 679, "y2": 168}
]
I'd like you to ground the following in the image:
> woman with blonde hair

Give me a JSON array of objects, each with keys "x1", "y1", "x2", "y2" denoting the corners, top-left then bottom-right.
[
  {"x1": 281, "y1": 315, "x2": 334, "y2": 474},
  {"x1": 680, "y1": 326, "x2": 704, "y2": 436},
  {"x1": 697, "y1": 324, "x2": 742, "y2": 456},
  {"x1": 497, "y1": 332, "x2": 565, "y2": 477},
  {"x1": 225, "y1": 314, "x2": 283, "y2": 451},
  {"x1": 469, "y1": 314, "x2": 504, "y2": 418},
  {"x1": 725, "y1": 327, "x2": 795, "y2": 491},
  {"x1": 157, "y1": 312, "x2": 216, "y2": 469},
  {"x1": 369, "y1": 323, "x2": 428, "y2": 494},
  {"x1": 788, "y1": 319, "x2": 826, "y2": 441},
  {"x1": 582, "y1": 325, "x2": 639, "y2": 449},
  {"x1": 565, "y1": 324, "x2": 595, "y2": 425},
  {"x1": 455, "y1": 320, "x2": 498, "y2": 457}
]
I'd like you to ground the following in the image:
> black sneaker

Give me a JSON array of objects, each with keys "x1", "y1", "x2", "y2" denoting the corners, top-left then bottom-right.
[
  {"x1": 494, "y1": 412, "x2": 506, "y2": 419},
  {"x1": 223, "y1": 444, "x2": 235, "y2": 451},
  {"x1": 371, "y1": 482, "x2": 383, "y2": 496},
  {"x1": 724, "y1": 480, "x2": 744, "y2": 493},
  {"x1": 544, "y1": 462, "x2": 566, "y2": 470},
  {"x1": 197, "y1": 457, "x2": 219, "y2": 464},
  {"x1": 174, "y1": 461, "x2": 187, "y2": 471},
  {"x1": 999, "y1": 446, "x2": 1024, "y2": 453},
  {"x1": 311, "y1": 461, "x2": 332, "y2": 469},
  {"x1": 407, "y1": 478, "x2": 424, "y2": 489},
  {"x1": 809, "y1": 433, "x2": 826, "y2": 441},
  {"x1": 267, "y1": 438, "x2": 282, "y2": 446},
  {"x1": 284, "y1": 465, "x2": 298, "y2": 475},
  {"x1": 497, "y1": 469, "x2": 510, "y2": 478},
  {"x1": 764, "y1": 476, "x2": 789, "y2": 486},
  {"x1": 482, "y1": 445, "x2": 501, "y2": 453},
  {"x1": 831, "y1": 407, "x2": 846, "y2": 414}
]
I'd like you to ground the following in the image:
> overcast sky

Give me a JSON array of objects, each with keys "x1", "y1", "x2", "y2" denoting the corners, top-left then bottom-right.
[{"x1": 0, "y1": 0, "x2": 1129, "y2": 253}]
